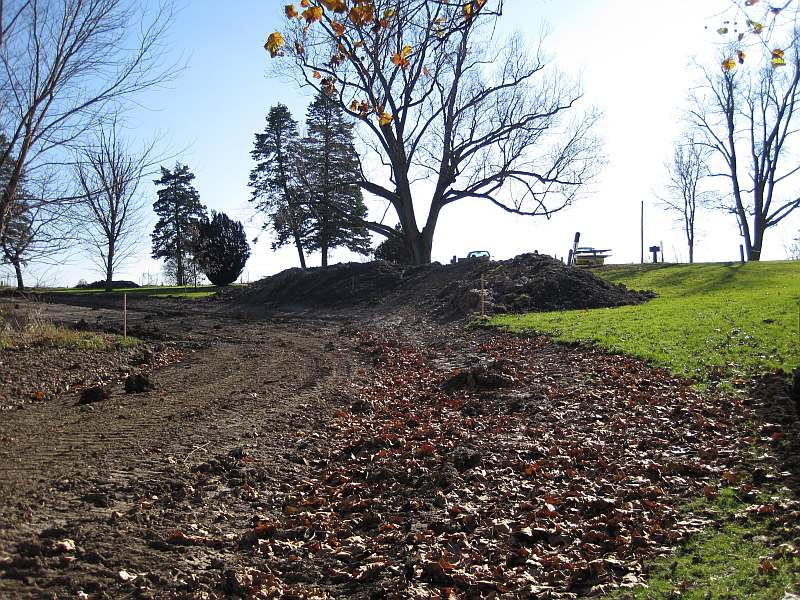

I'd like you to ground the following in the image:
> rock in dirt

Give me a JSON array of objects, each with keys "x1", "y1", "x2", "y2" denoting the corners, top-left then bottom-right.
[
  {"x1": 791, "y1": 367, "x2": 800, "y2": 407},
  {"x1": 78, "y1": 386, "x2": 110, "y2": 404},
  {"x1": 124, "y1": 373, "x2": 154, "y2": 394},
  {"x1": 442, "y1": 365, "x2": 515, "y2": 392}
]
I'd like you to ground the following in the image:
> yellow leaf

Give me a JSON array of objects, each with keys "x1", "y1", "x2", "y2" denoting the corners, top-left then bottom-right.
[
  {"x1": 721, "y1": 57, "x2": 737, "y2": 71},
  {"x1": 302, "y1": 6, "x2": 323, "y2": 23},
  {"x1": 747, "y1": 19, "x2": 764, "y2": 33},
  {"x1": 378, "y1": 111, "x2": 393, "y2": 126},
  {"x1": 772, "y1": 48, "x2": 786, "y2": 67},
  {"x1": 717, "y1": 27, "x2": 728, "y2": 34},
  {"x1": 264, "y1": 31, "x2": 285, "y2": 57},
  {"x1": 772, "y1": 48, "x2": 785, "y2": 59},
  {"x1": 384, "y1": 8, "x2": 396, "y2": 18},
  {"x1": 300, "y1": 0, "x2": 310, "y2": 6},
  {"x1": 463, "y1": 3, "x2": 473, "y2": 19},
  {"x1": 285, "y1": 4, "x2": 298, "y2": 19},
  {"x1": 391, "y1": 44, "x2": 413, "y2": 69}
]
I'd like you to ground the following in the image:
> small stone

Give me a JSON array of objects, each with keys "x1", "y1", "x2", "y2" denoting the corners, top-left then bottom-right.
[
  {"x1": 124, "y1": 373, "x2": 154, "y2": 394},
  {"x1": 79, "y1": 386, "x2": 110, "y2": 404}
]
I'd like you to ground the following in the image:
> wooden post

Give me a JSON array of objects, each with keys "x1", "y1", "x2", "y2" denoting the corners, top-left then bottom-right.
[{"x1": 123, "y1": 293, "x2": 127, "y2": 340}]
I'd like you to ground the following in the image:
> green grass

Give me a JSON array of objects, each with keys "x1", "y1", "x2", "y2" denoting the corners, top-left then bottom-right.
[
  {"x1": 604, "y1": 488, "x2": 800, "y2": 599},
  {"x1": 44, "y1": 284, "x2": 221, "y2": 299},
  {"x1": 491, "y1": 261, "x2": 800, "y2": 382},
  {"x1": 0, "y1": 316, "x2": 140, "y2": 350}
]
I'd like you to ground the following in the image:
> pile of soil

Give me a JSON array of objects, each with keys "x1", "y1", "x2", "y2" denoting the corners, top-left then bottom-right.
[
  {"x1": 74, "y1": 280, "x2": 139, "y2": 289},
  {"x1": 235, "y1": 253, "x2": 654, "y2": 319}
]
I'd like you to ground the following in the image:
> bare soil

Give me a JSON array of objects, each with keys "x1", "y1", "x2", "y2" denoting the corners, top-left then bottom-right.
[{"x1": 0, "y1": 262, "x2": 795, "y2": 599}]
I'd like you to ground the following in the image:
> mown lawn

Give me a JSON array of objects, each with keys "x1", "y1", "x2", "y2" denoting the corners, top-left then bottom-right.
[{"x1": 491, "y1": 261, "x2": 800, "y2": 383}]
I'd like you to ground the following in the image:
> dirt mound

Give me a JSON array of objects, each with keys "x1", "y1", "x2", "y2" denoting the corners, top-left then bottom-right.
[
  {"x1": 237, "y1": 254, "x2": 653, "y2": 319},
  {"x1": 75, "y1": 279, "x2": 139, "y2": 289}
]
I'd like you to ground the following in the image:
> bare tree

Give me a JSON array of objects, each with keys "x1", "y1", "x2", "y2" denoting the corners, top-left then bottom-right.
[
  {"x1": 274, "y1": 0, "x2": 602, "y2": 264},
  {"x1": 658, "y1": 134, "x2": 715, "y2": 263},
  {"x1": 0, "y1": 188, "x2": 75, "y2": 289},
  {"x1": 687, "y1": 33, "x2": 800, "y2": 261},
  {"x1": 0, "y1": 0, "x2": 178, "y2": 241},
  {"x1": 73, "y1": 118, "x2": 155, "y2": 291}
]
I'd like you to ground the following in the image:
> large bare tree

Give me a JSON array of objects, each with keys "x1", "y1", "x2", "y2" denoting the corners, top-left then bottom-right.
[
  {"x1": 272, "y1": 0, "x2": 601, "y2": 264},
  {"x1": 0, "y1": 0, "x2": 178, "y2": 241},
  {"x1": 73, "y1": 119, "x2": 155, "y2": 291},
  {"x1": 687, "y1": 33, "x2": 800, "y2": 261}
]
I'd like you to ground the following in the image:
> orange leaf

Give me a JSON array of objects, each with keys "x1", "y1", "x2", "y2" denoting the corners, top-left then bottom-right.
[
  {"x1": 320, "y1": 0, "x2": 347, "y2": 12},
  {"x1": 331, "y1": 20, "x2": 345, "y2": 36},
  {"x1": 285, "y1": 4, "x2": 298, "y2": 18},
  {"x1": 312, "y1": 70, "x2": 322, "y2": 78},
  {"x1": 302, "y1": 6, "x2": 323, "y2": 23},
  {"x1": 264, "y1": 31, "x2": 285, "y2": 57},
  {"x1": 721, "y1": 57, "x2": 737, "y2": 71}
]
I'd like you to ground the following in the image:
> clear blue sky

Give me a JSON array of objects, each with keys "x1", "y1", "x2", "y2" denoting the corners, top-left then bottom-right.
[{"x1": 12, "y1": 0, "x2": 800, "y2": 287}]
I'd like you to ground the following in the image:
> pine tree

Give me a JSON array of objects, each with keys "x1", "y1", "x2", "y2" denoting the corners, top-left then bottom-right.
[
  {"x1": 249, "y1": 104, "x2": 310, "y2": 269},
  {"x1": 301, "y1": 92, "x2": 371, "y2": 267},
  {"x1": 194, "y1": 211, "x2": 250, "y2": 286},
  {"x1": 151, "y1": 163, "x2": 206, "y2": 286}
]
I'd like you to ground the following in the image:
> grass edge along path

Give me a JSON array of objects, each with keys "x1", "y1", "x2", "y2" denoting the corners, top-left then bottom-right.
[
  {"x1": 490, "y1": 261, "x2": 800, "y2": 385},
  {"x1": 490, "y1": 261, "x2": 800, "y2": 598}
]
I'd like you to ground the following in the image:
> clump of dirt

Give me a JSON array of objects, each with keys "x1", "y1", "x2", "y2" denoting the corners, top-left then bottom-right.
[{"x1": 236, "y1": 254, "x2": 654, "y2": 319}]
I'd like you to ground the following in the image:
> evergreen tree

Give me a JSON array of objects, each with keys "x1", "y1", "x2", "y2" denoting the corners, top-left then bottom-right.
[
  {"x1": 249, "y1": 104, "x2": 310, "y2": 269},
  {"x1": 301, "y1": 92, "x2": 371, "y2": 267},
  {"x1": 151, "y1": 163, "x2": 206, "y2": 286},
  {"x1": 194, "y1": 211, "x2": 250, "y2": 286},
  {"x1": 374, "y1": 224, "x2": 413, "y2": 265}
]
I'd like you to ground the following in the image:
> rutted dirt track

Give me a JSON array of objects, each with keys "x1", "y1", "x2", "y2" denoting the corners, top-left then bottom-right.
[{"x1": 0, "y1": 300, "x2": 358, "y2": 598}]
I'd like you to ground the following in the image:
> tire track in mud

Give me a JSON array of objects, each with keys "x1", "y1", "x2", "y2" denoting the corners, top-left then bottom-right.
[{"x1": 0, "y1": 318, "x2": 358, "y2": 598}]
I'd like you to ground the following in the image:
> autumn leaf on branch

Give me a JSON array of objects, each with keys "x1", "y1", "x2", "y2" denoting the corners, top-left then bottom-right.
[{"x1": 265, "y1": 31, "x2": 285, "y2": 57}]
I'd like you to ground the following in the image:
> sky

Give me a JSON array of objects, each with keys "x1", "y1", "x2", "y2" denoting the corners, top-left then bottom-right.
[{"x1": 8, "y1": 0, "x2": 800, "y2": 287}]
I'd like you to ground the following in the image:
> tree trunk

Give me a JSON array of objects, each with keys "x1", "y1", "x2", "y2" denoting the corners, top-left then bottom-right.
[
  {"x1": 688, "y1": 243, "x2": 694, "y2": 264},
  {"x1": 105, "y1": 246, "x2": 115, "y2": 292},
  {"x1": 13, "y1": 259, "x2": 24, "y2": 290},
  {"x1": 292, "y1": 229, "x2": 307, "y2": 269},
  {"x1": 321, "y1": 246, "x2": 328, "y2": 267}
]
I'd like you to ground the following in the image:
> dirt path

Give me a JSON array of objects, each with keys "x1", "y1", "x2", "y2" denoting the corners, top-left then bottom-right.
[{"x1": 0, "y1": 305, "x2": 358, "y2": 598}]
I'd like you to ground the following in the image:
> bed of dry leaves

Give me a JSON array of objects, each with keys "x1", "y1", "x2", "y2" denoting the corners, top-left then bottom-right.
[{"x1": 220, "y1": 329, "x2": 783, "y2": 599}]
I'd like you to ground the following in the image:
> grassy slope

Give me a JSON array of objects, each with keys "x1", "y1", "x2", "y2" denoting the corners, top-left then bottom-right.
[
  {"x1": 43, "y1": 285, "x2": 220, "y2": 299},
  {"x1": 491, "y1": 261, "x2": 800, "y2": 382}
]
